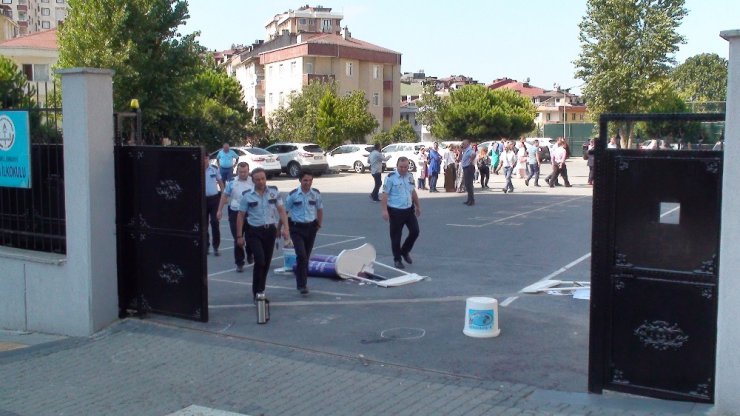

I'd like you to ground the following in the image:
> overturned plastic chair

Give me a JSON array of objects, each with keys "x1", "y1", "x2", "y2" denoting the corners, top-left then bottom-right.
[{"x1": 334, "y1": 243, "x2": 428, "y2": 287}]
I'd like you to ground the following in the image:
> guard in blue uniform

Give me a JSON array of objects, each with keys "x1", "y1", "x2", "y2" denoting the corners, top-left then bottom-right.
[
  {"x1": 381, "y1": 157, "x2": 421, "y2": 269},
  {"x1": 217, "y1": 161, "x2": 254, "y2": 271},
  {"x1": 204, "y1": 154, "x2": 224, "y2": 256},
  {"x1": 235, "y1": 168, "x2": 290, "y2": 300},
  {"x1": 285, "y1": 171, "x2": 324, "y2": 295}
]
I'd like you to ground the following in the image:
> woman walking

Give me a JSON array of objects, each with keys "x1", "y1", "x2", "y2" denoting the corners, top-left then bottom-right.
[
  {"x1": 477, "y1": 146, "x2": 491, "y2": 188},
  {"x1": 444, "y1": 145, "x2": 457, "y2": 192}
]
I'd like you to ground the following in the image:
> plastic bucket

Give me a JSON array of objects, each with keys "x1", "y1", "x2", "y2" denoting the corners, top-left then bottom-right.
[
  {"x1": 283, "y1": 247, "x2": 297, "y2": 270},
  {"x1": 309, "y1": 254, "x2": 338, "y2": 263},
  {"x1": 463, "y1": 297, "x2": 500, "y2": 338},
  {"x1": 302, "y1": 260, "x2": 338, "y2": 278}
]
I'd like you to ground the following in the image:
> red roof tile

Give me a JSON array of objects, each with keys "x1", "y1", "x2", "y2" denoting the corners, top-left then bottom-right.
[
  {"x1": 300, "y1": 33, "x2": 400, "y2": 55},
  {"x1": 0, "y1": 29, "x2": 57, "y2": 50}
]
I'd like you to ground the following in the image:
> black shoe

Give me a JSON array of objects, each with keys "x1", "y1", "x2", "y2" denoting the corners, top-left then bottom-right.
[
  {"x1": 525, "y1": 179, "x2": 529, "y2": 186},
  {"x1": 565, "y1": 183, "x2": 572, "y2": 187},
  {"x1": 236, "y1": 265, "x2": 244, "y2": 273},
  {"x1": 247, "y1": 254, "x2": 254, "y2": 264},
  {"x1": 402, "y1": 253, "x2": 413, "y2": 264},
  {"x1": 508, "y1": 188, "x2": 514, "y2": 193},
  {"x1": 535, "y1": 183, "x2": 541, "y2": 187},
  {"x1": 394, "y1": 259, "x2": 405, "y2": 269},
  {"x1": 502, "y1": 188, "x2": 508, "y2": 193},
  {"x1": 213, "y1": 249, "x2": 220, "y2": 257},
  {"x1": 299, "y1": 287, "x2": 309, "y2": 295}
]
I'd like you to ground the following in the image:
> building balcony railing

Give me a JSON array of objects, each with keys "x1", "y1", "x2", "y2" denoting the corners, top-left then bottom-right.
[
  {"x1": 303, "y1": 74, "x2": 335, "y2": 85},
  {"x1": 383, "y1": 80, "x2": 393, "y2": 91},
  {"x1": 383, "y1": 106, "x2": 393, "y2": 118}
]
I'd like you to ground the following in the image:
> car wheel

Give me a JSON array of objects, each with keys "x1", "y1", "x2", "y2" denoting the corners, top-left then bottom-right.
[
  {"x1": 353, "y1": 161, "x2": 365, "y2": 173},
  {"x1": 408, "y1": 160, "x2": 416, "y2": 172},
  {"x1": 288, "y1": 162, "x2": 301, "y2": 178}
]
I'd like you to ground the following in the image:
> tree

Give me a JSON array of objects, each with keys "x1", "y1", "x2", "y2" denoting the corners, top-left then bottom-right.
[
  {"x1": 269, "y1": 81, "x2": 377, "y2": 147},
  {"x1": 416, "y1": 83, "x2": 447, "y2": 137},
  {"x1": 57, "y1": 0, "x2": 228, "y2": 144},
  {"x1": 432, "y1": 85, "x2": 535, "y2": 141},
  {"x1": 671, "y1": 53, "x2": 728, "y2": 105},
  {"x1": 0, "y1": 56, "x2": 35, "y2": 108},
  {"x1": 574, "y1": 0, "x2": 687, "y2": 147},
  {"x1": 638, "y1": 81, "x2": 698, "y2": 141}
]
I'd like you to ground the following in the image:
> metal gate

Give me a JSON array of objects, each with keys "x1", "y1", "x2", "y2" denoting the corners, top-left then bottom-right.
[
  {"x1": 115, "y1": 145, "x2": 208, "y2": 322},
  {"x1": 589, "y1": 113, "x2": 725, "y2": 403}
]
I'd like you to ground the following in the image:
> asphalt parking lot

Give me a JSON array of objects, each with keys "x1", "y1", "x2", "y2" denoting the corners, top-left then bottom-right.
[{"x1": 155, "y1": 157, "x2": 595, "y2": 393}]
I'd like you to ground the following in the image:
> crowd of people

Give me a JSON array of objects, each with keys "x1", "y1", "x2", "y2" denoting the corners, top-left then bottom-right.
[{"x1": 400, "y1": 136, "x2": 578, "y2": 201}]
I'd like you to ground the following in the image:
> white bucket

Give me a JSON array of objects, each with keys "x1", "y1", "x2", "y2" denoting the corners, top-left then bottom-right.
[
  {"x1": 463, "y1": 297, "x2": 500, "y2": 338},
  {"x1": 283, "y1": 247, "x2": 297, "y2": 270}
]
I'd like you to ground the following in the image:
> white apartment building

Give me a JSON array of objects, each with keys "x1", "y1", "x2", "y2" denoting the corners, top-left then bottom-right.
[
  {"x1": 0, "y1": 0, "x2": 69, "y2": 36},
  {"x1": 226, "y1": 5, "x2": 401, "y2": 139}
]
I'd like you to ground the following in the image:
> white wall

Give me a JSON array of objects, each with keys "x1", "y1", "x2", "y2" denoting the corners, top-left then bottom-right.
[
  {"x1": 0, "y1": 68, "x2": 118, "y2": 336},
  {"x1": 715, "y1": 29, "x2": 740, "y2": 415}
]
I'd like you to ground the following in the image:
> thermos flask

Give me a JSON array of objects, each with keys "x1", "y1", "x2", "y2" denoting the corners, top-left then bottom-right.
[{"x1": 256, "y1": 293, "x2": 270, "y2": 324}]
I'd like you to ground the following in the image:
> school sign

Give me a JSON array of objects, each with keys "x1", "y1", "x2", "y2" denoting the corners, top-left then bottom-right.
[{"x1": 0, "y1": 111, "x2": 31, "y2": 188}]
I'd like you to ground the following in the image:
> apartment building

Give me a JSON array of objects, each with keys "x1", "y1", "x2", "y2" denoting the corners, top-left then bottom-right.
[
  {"x1": 0, "y1": 0, "x2": 69, "y2": 36},
  {"x1": 0, "y1": 8, "x2": 19, "y2": 40},
  {"x1": 226, "y1": 5, "x2": 401, "y2": 138}
]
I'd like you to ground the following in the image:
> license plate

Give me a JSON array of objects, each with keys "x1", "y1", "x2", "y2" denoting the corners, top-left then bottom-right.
[{"x1": 314, "y1": 156, "x2": 322, "y2": 160}]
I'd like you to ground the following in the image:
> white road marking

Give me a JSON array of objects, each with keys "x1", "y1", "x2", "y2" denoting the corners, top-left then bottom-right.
[
  {"x1": 500, "y1": 296, "x2": 518, "y2": 307},
  {"x1": 447, "y1": 196, "x2": 587, "y2": 227},
  {"x1": 209, "y1": 295, "x2": 473, "y2": 309},
  {"x1": 510, "y1": 204, "x2": 684, "y2": 304},
  {"x1": 209, "y1": 277, "x2": 356, "y2": 297}
]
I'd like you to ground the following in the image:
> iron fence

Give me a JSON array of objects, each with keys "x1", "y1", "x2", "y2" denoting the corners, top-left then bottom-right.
[{"x1": 0, "y1": 82, "x2": 65, "y2": 254}]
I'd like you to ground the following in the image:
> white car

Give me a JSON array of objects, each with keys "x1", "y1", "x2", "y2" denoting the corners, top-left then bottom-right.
[
  {"x1": 209, "y1": 146, "x2": 282, "y2": 178},
  {"x1": 381, "y1": 142, "x2": 432, "y2": 172},
  {"x1": 264, "y1": 142, "x2": 328, "y2": 177},
  {"x1": 326, "y1": 144, "x2": 376, "y2": 173}
]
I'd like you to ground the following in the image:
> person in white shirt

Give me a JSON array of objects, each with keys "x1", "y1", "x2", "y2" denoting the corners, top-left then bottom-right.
[
  {"x1": 548, "y1": 138, "x2": 572, "y2": 188},
  {"x1": 217, "y1": 162, "x2": 255, "y2": 271},
  {"x1": 497, "y1": 141, "x2": 518, "y2": 193}
]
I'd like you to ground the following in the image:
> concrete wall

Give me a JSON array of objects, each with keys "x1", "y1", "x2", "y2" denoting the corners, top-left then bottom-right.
[
  {"x1": 715, "y1": 29, "x2": 740, "y2": 415},
  {"x1": 0, "y1": 68, "x2": 118, "y2": 337}
]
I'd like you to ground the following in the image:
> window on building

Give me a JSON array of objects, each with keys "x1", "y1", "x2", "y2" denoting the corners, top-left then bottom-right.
[
  {"x1": 41, "y1": 0, "x2": 49, "y2": 2},
  {"x1": 546, "y1": 113, "x2": 551, "y2": 121},
  {"x1": 299, "y1": 18, "x2": 306, "y2": 24},
  {"x1": 556, "y1": 98, "x2": 560, "y2": 103},
  {"x1": 18, "y1": 11, "x2": 27, "y2": 20},
  {"x1": 373, "y1": 65, "x2": 379, "y2": 79},
  {"x1": 580, "y1": 114, "x2": 584, "y2": 121},
  {"x1": 322, "y1": 19, "x2": 331, "y2": 32},
  {"x1": 41, "y1": 21, "x2": 50, "y2": 29},
  {"x1": 572, "y1": 113, "x2": 576, "y2": 121},
  {"x1": 278, "y1": 64, "x2": 284, "y2": 77},
  {"x1": 279, "y1": 92, "x2": 284, "y2": 106},
  {"x1": 346, "y1": 62, "x2": 353, "y2": 76},
  {"x1": 2, "y1": 0, "x2": 12, "y2": 4},
  {"x1": 269, "y1": 65, "x2": 273, "y2": 77},
  {"x1": 290, "y1": 61, "x2": 296, "y2": 75},
  {"x1": 21, "y1": 64, "x2": 50, "y2": 82},
  {"x1": 306, "y1": 63, "x2": 313, "y2": 74},
  {"x1": 269, "y1": 93, "x2": 273, "y2": 105},
  {"x1": 372, "y1": 93, "x2": 379, "y2": 106},
  {"x1": 41, "y1": 8, "x2": 50, "y2": 15},
  {"x1": 56, "y1": 0, "x2": 65, "y2": 2}
]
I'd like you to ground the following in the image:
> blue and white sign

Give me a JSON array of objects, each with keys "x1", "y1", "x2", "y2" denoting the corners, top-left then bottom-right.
[{"x1": 0, "y1": 111, "x2": 31, "y2": 188}]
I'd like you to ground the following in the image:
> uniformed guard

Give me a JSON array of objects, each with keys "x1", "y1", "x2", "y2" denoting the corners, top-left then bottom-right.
[
  {"x1": 284, "y1": 171, "x2": 324, "y2": 295},
  {"x1": 205, "y1": 154, "x2": 224, "y2": 256},
  {"x1": 236, "y1": 168, "x2": 290, "y2": 301},
  {"x1": 380, "y1": 156, "x2": 421, "y2": 269},
  {"x1": 217, "y1": 162, "x2": 254, "y2": 272}
]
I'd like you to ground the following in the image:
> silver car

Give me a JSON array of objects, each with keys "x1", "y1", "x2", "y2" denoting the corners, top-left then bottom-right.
[
  {"x1": 264, "y1": 143, "x2": 328, "y2": 178},
  {"x1": 208, "y1": 146, "x2": 282, "y2": 178},
  {"x1": 326, "y1": 144, "x2": 376, "y2": 173}
]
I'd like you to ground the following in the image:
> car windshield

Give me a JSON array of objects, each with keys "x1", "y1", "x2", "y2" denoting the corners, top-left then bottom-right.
[
  {"x1": 364, "y1": 146, "x2": 374, "y2": 152},
  {"x1": 303, "y1": 145, "x2": 323, "y2": 153},
  {"x1": 245, "y1": 147, "x2": 270, "y2": 155}
]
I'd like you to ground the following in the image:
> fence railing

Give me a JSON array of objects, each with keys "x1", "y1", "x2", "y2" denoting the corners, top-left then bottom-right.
[{"x1": 0, "y1": 82, "x2": 65, "y2": 254}]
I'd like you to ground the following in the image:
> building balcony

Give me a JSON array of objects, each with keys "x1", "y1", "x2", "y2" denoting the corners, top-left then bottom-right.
[
  {"x1": 383, "y1": 80, "x2": 393, "y2": 91},
  {"x1": 17, "y1": 5, "x2": 27, "y2": 11},
  {"x1": 303, "y1": 74, "x2": 335, "y2": 85},
  {"x1": 383, "y1": 106, "x2": 393, "y2": 118}
]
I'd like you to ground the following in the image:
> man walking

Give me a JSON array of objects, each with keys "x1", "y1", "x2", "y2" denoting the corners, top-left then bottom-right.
[
  {"x1": 498, "y1": 141, "x2": 517, "y2": 193},
  {"x1": 427, "y1": 142, "x2": 442, "y2": 192},
  {"x1": 217, "y1": 162, "x2": 254, "y2": 272},
  {"x1": 285, "y1": 171, "x2": 324, "y2": 295},
  {"x1": 216, "y1": 142, "x2": 239, "y2": 183},
  {"x1": 368, "y1": 143, "x2": 385, "y2": 202},
  {"x1": 525, "y1": 139, "x2": 541, "y2": 187},
  {"x1": 549, "y1": 138, "x2": 572, "y2": 188},
  {"x1": 381, "y1": 157, "x2": 421, "y2": 269},
  {"x1": 460, "y1": 139, "x2": 476, "y2": 205},
  {"x1": 236, "y1": 168, "x2": 290, "y2": 301},
  {"x1": 204, "y1": 154, "x2": 224, "y2": 256}
]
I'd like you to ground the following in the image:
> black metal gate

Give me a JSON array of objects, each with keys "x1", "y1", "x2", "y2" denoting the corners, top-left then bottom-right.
[
  {"x1": 589, "y1": 113, "x2": 725, "y2": 403},
  {"x1": 115, "y1": 145, "x2": 208, "y2": 322}
]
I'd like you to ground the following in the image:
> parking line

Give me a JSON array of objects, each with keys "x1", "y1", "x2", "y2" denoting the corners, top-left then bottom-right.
[
  {"x1": 447, "y1": 196, "x2": 588, "y2": 228},
  {"x1": 209, "y1": 295, "x2": 471, "y2": 309}
]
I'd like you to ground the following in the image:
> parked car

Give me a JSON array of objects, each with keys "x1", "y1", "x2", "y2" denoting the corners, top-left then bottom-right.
[
  {"x1": 264, "y1": 143, "x2": 328, "y2": 177},
  {"x1": 381, "y1": 142, "x2": 425, "y2": 172},
  {"x1": 640, "y1": 139, "x2": 669, "y2": 150},
  {"x1": 326, "y1": 144, "x2": 376, "y2": 173},
  {"x1": 208, "y1": 146, "x2": 282, "y2": 178}
]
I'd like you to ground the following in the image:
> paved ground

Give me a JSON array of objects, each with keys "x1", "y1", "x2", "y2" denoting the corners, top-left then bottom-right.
[{"x1": 0, "y1": 158, "x2": 715, "y2": 415}]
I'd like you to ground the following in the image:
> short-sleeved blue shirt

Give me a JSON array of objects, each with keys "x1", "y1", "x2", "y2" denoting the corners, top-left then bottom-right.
[
  {"x1": 285, "y1": 187, "x2": 323, "y2": 223},
  {"x1": 217, "y1": 149, "x2": 238, "y2": 168},
  {"x1": 382, "y1": 171, "x2": 415, "y2": 209},
  {"x1": 238, "y1": 186, "x2": 283, "y2": 227},
  {"x1": 205, "y1": 165, "x2": 222, "y2": 196}
]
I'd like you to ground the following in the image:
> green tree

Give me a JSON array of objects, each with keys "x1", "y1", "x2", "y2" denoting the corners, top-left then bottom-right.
[
  {"x1": 416, "y1": 83, "x2": 447, "y2": 137},
  {"x1": 671, "y1": 53, "x2": 728, "y2": 105},
  {"x1": 433, "y1": 85, "x2": 535, "y2": 141},
  {"x1": 57, "y1": 0, "x2": 211, "y2": 143},
  {"x1": 574, "y1": 0, "x2": 687, "y2": 147},
  {"x1": 269, "y1": 81, "x2": 377, "y2": 146},
  {"x1": 0, "y1": 56, "x2": 35, "y2": 108}
]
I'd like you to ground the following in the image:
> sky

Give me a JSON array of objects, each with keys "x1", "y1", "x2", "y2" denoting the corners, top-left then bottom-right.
[{"x1": 184, "y1": 0, "x2": 738, "y2": 95}]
